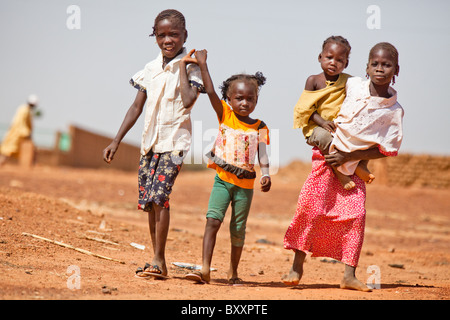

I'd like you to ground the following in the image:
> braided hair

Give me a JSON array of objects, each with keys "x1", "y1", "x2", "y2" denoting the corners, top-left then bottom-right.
[
  {"x1": 219, "y1": 72, "x2": 267, "y2": 101},
  {"x1": 322, "y1": 35, "x2": 352, "y2": 58},
  {"x1": 149, "y1": 9, "x2": 186, "y2": 36}
]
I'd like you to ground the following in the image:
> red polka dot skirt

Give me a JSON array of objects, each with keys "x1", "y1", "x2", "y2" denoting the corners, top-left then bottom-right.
[{"x1": 283, "y1": 148, "x2": 366, "y2": 267}]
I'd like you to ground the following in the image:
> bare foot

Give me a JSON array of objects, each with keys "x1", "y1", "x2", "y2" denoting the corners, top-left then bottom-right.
[
  {"x1": 282, "y1": 250, "x2": 306, "y2": 286},
  {"x1": 340, "y1": 276, "x2": 372, "y2": 292},
  {"x1": 333, "y1": 168, "x2": 356, "y2": 190},
  {"x1": 281, "y1": 267, "x2": 302, "y2": 286},
  {"x1": 355, "y1": 161, "x2": 375, "y2": 184}
]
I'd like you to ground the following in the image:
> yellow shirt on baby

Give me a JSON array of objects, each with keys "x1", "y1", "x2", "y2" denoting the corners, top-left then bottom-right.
[
  {"x1": 293, "y1": 73, "x2": 350, "y2": 138},
  {"x1": 206, "y1": 100, "x2": 270, "y2": 190}
]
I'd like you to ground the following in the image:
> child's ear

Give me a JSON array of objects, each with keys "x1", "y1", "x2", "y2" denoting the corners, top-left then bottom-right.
[
  {"x1": 396, "y1": 64, "x2": 400, "y2": 76},
  {"x1": 318, "y1": 53, "x2": 322, "y2": 62},
  {"x1": 184, "y1": 30, "x2": 188, "y2": 43}
]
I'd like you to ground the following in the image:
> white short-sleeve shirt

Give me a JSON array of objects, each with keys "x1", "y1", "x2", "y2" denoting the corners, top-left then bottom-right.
[
  {"x1": 330, "y1": 77, "x2": 404, "y2": 175},
  {"x1": 130, "y1": 48, "x2": 204, "y2": 155}
]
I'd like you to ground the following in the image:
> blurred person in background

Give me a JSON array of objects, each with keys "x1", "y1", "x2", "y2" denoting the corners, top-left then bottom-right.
[{"x1": 0, "y1": 94, "x2": 39, "y2": 166}]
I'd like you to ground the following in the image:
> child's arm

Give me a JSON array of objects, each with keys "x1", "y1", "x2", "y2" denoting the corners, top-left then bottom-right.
[
  {"x1": 103, "y1": 90, "x2": 146, "y2": 163},
  {"x1": 184, "y1": 49, "x2": 223, "y2": 120},
  {"x1": 305, "y1": 75, "x2": 336, "y2": 133},
  {"x1": 324, "y1": 146, "x2": 385, "y2": 168},
  {"x1": 310, "y1": 111, "x2": 337, "y2": 133},
  {"x1": 180, "y1": 49, "x2": 200, "y2": 109},
  {"x1": 258, "y1": 142, "x2": 271, "y2": 192}
]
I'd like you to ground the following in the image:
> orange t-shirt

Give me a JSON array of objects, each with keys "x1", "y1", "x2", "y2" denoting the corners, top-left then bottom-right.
[{"x1": 206, "y1": 100, "x2": 270, "y2": 189}]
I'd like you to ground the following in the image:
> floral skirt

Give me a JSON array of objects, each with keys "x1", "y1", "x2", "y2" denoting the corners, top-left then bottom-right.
[
  {"x1": 138, "y1": 150, "x2": 184, "y2": 211},
  {"x1": 283, "y1": 148, "x2": 366, "y2": 267}
]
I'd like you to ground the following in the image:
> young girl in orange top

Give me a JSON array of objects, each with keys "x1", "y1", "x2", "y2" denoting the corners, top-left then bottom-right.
[{"x1": 183, "y1": 49, "x2": 271, "y2": 284}]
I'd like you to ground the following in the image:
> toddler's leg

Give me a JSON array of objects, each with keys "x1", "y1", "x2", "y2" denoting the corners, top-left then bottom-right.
[
  {"x1": 306, "y1": 127, "x2": 333, "y2": 155},
  {"x1": 333, "y1": 167, "x2": 356, "y2": 190},
  {"x1": 354, "y1": 160, "x2": 375, "y2": 184},
  {"x1": 308, "y1": 127, "x2": 356, "y2": 189},
  {"x1": 282, "y1": 250, "x2": 306, "y2": 286}
]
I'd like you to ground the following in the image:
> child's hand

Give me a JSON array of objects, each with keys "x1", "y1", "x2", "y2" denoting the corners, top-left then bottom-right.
[
  {"x1": 103, "y1": 142, "x2": 119, "y2": 164},
  {"x1": 260, "y1": 176, "x2": 271, "y2": 192},
  {"x1": 181, "y1": 49, "x2": 198, "y2": 65},
  {"x1": 194, "y1": 49, "x2": 208, "y2": 66},
  {"x1": 321, "y1": 120, "x2": 337, "y2": 133}
]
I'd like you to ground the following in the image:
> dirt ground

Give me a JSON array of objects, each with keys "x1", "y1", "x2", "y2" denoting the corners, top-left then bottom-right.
[{"x1": 0, "y1": 160, "x2": 449, "y2": 302}]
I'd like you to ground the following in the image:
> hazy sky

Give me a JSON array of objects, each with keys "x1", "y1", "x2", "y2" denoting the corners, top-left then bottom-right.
[{"x1": 1, "y1": 0, "x2": 449, "y2": 169}]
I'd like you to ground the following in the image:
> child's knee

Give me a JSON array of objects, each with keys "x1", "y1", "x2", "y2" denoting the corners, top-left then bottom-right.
[
  {"x1": 230, "y1": 234, "x2": 245, "y2": 247},
  {"x1": 230, "y1": 223, "x2": 246, "y2": 247},
  {"x1": 206, "y1": 217, "x2": 222, "y2": 230}
]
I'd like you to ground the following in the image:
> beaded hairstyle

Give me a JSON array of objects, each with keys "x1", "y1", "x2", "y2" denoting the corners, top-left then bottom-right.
[
  {"x1": 149, "y1": 9, "x2": 186, "y2": 36},
  {"x1": 219, "y1": 72, "x2": 267, "y2": 101}
]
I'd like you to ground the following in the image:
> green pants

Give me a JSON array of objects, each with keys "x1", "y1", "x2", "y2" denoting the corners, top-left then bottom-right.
[{"x1": 206, "y1": 175, "x2": 254, "y2": 247}]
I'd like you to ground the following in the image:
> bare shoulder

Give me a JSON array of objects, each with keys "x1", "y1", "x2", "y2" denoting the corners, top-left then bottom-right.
[{"x1": 304, "y1": 73, "x2": 325, "y2": 91}]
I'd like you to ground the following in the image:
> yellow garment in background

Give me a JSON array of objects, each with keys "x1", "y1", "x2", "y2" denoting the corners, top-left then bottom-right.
[
  {"x1": 0, "y1": 104, "x2": 33, "y2": 157},
  {"x1": 293, "y1": 73, "x2": 350, "y2": 138}
]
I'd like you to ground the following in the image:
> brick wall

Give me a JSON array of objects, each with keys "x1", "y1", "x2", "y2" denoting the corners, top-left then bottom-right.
[
  {"x1": 279, "y1": 153, "x2": 450, "y2": 190},
  {"x1": 370, "y1": 154, "x2": 450, "y2": 189},
  {"x1": 36, "y1": 125, "x2": 140, "y2": 172}
]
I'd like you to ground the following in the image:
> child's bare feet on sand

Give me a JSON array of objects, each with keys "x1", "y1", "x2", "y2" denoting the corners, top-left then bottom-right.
[{"x1": 355, "y1": 161, "x2": 375, "y2": 184}]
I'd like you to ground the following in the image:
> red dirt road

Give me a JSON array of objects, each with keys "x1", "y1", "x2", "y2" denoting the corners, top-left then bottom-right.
[{"x1": 0, "y1": 163, "x2": 449, "y2": 301}]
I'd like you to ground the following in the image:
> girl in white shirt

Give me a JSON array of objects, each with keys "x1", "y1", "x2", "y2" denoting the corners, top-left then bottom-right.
[
  {"x1": 103, "y1": 9, "x2": 204, "y2": 279},
  {"x1": 328, "y1": 42, "x2": 404, "y2": 188}
]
